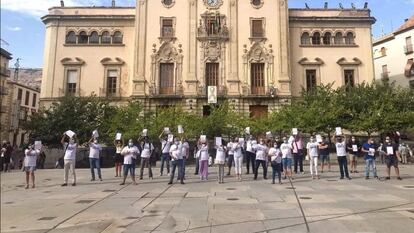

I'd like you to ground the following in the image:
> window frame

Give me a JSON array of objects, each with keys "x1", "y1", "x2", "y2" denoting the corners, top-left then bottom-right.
[
  {"x1": 345, "y1": 32, "x2": 355, "y2": 45},
  {"x1": 101, "y1": 31, "x2": 111, "y2": 44},
  {"x1": 160, "y1": 17, "x2": 176, "y2": 38},
  {"x1": 301, "y1": 32, "x2": 310, "y2": 45},
  {"x1": 78, "y1": 31, "x2": 88, "y2": 44},
  {"x1": 205, "y1": 62, "x2": 219, "y2": 87},
  {"x1": 250, "y1": 63, "x2": 265, "y2": 95},
  {"x1": 65, "y1": 31, "x2": 77, "y2": 44},
  {"x1": 32, "y1": 93, "x2": 37, "y2": 108},
  {"x1": 305, "y1": 69, "x2": 317, "y2": 91},
  {"x1": 89, "y1": 31, "x2": 100, "y2": 44},
  {"x1": 312, "y1": 32, "x2": 321, "y2": 45},
  {"x1": 250, "y1": 18, "x2": 265, "y2": 38}
]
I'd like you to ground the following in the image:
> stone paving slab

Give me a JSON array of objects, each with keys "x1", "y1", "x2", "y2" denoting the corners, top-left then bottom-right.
[{"x1": 1, "y1": 164, "x2": 414, "y2": 233}]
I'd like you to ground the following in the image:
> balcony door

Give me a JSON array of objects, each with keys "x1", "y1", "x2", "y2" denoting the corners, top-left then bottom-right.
[
  {"x1": 251, "y1": 63, "x2": 265, "y2": 95},
  {"x1": 159, "y1": 63, "x2": 174, "y2": 94}
]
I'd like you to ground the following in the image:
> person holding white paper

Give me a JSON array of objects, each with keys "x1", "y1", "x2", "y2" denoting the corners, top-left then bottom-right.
[
  {"x1": 61, "y1": 134, "x2": 78, "y2": 186},
  {"x1": 361, "y1": 138, "x2": 378, "y2": 179},
  {"x1": 332, "y1": 135, "x2": 351, "y2": 180},
  {"x1": 88, "y1": 137, "x2": 102, "y2": 181},
  {"x1": 168, "y1": 137, "x2": 184, "y2": 185},
  {"x1": 139, "y1": 136, "x2": 154, "y2": 180},
  {"x1": 180, "y1": 138, "x2": 190, "y2": 180},
  {"x1": 268, "y1": 142, "x2": 282, "y2": 184},
  {"x1": 245, "y1": 135, "x2": 256, "y2": 174},
  {"x1": 292, "y1": 134, "x2": 304, "y2": 175},
  {"x1": 113, "y1": 138, "x2": 124, "y2": 177},
  {"x1": 346, "y1": 136, "x2": 361, "y2": 174},
  {"x1": 226, "y1": 138, "x2": 235, "y2": 176},
  {"x1": 23, "y1": 143, "x2": 40, "y2": 189},
  {"x1": 159, "y1": 131, "x2": 171, "y2": 176},
  {"x1": 382, "y1": 136, "x2": 402, "y2": 180},
  {"x1": 233, "y1": 138, "x2": 244, "y2": 181},
  {"x1": 306, "y1": 136, "x2": 320, "y2": 179},
  {"x1": 318, "y1": 136, "x2": 331, "y2": 173},
  {"x1": 281, "y1": 137, "x2": 293, "y2": 180},
  {"x1": 253, "y1": 138, "x2": 268, "y2": 180},
  {"x1": 120, "y1": 139, "x2": 139, "y2": 185},
  {"x1": 215, "y1": 139, "x2": 226, "y2": 184},
  {"x1": 198, "y1": 139, "x2": 209, "y2": 180}
]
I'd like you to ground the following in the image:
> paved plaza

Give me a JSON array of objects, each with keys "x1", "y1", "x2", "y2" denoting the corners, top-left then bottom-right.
[{"x1": 1, "y1": 164, "x2": 414, "y2": 233}]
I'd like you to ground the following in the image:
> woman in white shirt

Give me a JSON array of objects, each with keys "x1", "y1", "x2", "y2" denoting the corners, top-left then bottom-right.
[
  {"x1": 281, "y1": 137, "x2": 293, "y2": 180},
  {"x1": 253, "y1": 138, "x2": 268, "y2": 180},
  {"x1": 88, "y1": 137, "x2": 102, "y2": 181},
  {"x1": 233, "y1": 138, "x2": 243, "y2": 181},
  {"x1": 306, "y1": 136, "x2": 320, "y2": 179},
  {"x1": 268, "y1": 142, "x2": 282, "y2": 184},
  {"x1": 24, "y1": 144, "x2": 40, "y2": 189},
  {"x1": 226, "y1": 139, "x2": 235, "y2": 176},
  {"x1": 61, "y1": 135, "x2": 78, "y2": 187},
  {"x1": 215, "y1": 140, "x2": 226, "y2": 184},
  {"x1": 139, "y1": 136, "x2": 154, "y2": 180},
  {"x1": 198, "y1": 140, "x2": 209, "y2": 180},
  {"x1": 120, "y1": 139, "x2": 140, "y2": 185}
]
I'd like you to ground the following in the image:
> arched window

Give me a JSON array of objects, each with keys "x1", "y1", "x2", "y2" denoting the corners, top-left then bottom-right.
[
  {"x1": 345, "y1": 32, "x2": 355, "y2": 45},
  {"x1": 89, "y1": 31, "x2": 99, "y2": 44},
  {"x1": 301, "y1": 32, "x2": 310, "y2": 45},
  {"x1": 380, "y1": 47, "x2": 387, "y2": 56},
  {"x1": 101, "y1": 31, "x2": 111, "y2": 44},
  {"x1": 323, "y1": 32, "x2": 332, "y2": 45},
  {"x1": 312, "y1": 32, "x2": 321, "y2": 45},
  {"x1": 78, "y1": 31, "x2": 88, "y2": 44},
  {"x1": 65, "y1": 31, "x2": 76, "y2": 44},
  {"x1": 334, "y1": 32, "x2": 343, "y2": 44},
  {"x1": 112, "y1": 31, "x2": 123, "y2": 44}
]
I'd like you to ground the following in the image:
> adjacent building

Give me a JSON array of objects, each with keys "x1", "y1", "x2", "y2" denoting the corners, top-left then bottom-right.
[
  {"x1": 0, "y1": 48, "x2": 40, "y2": 146},
  {"x1": 40, "y1": 0, "x2": 376, "y2": 117},
  {"x1": 373, "y1": 16, "x2": 414, "y2": 88}
]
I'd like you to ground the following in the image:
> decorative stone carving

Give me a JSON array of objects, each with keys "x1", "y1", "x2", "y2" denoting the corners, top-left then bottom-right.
[
  {"x1": 197, "y1": 12, "x2": 229, "y2": 41},
  {"x1": 61, "y1": 57, "x2": 85, "y2": 66},
  {"x1": 251, "y1": 0, "x2": 264, "y2": 9},
  {"x1": 337, "y1": 57, "x2": 362, "y2": 66},
  {"x1": 298, "y1": 57, "x2": 325, "y2": 66}
]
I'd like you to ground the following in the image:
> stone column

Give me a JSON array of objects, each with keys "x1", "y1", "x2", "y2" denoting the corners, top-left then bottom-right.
[
  {"x1": 185, "y1": 0, "x2": 198, "y2": 95},
  {"x1": 227, "y1": 0, "x2": 240, "y2": 95},
  {"x1": 41, "y1": 21, "x2": 59, "y2": 99},
  {"x1": 277, "y1": 0, "x2": 291, "y2": 96},
  {"x1": 133, "y1": 0, "x2": 148, "y2": 96}
]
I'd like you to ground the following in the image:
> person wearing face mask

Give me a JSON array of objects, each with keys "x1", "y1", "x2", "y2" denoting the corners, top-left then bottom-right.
[
  {"x1": 347, "y1": 136, "x2": 360, "y2": 174},
  {"x1": 332, "y1": 135, "x2": 351, "y2": 180},
  {"x1": 88, "y1": 137, "x2": 102, "y2": 181},
  {"x1": 120, "y1": 139, "x2": 139, "y2": 185},
  {"x1": 23, "y1": 143, "x2": 40, "y2": 189},
  {"x1": 382, "y1": 136, "x2": 402, "y2": 180},
  {"x1": 168, "y1": 137, "x2": 185, "y2": 185},
  {"x1": 139, "y1": 136, "x2": 154, "y2": 180},
  {"x1": 113, "y1": 139, "x2": 124, "y2": 177},
  {"x1": 318, "y1": 136, "x2": 331, "y2": 173},
  {"x1": 281, "y1": 137, "x2": 293, "y2": 180},
  {"x1": 226, "y1": 138, "x2": 235, "y2": 176},
  {"x1": 268, "y1": 142, "x2": 282, "y2": 184},
  {"x1": 233, "y1": 138, "x2": 243, "y2": 181},
  {"x1": 292, "y1": 134, "x2": 304, "y2": 175},
  {"x1": 215, "y1": 139, "x2": 226, "y2": 184},
  {"x1": 253, "y1": 138, "x2": 268, "y2": 180},
  {"x1": 60, "y1": 134, "x2": 78, "y2": 186},
  {"x1": 245, "y1": 135, "x2": 256, "y2": 175},
  {"x1": 361, "y1": 138, "x2": 378, "y2": 179},
  {"x1": 198, "y1": 139, "x2": 209, "y2": 180},
  {"x1": 179, "y1": 137, "x2": 190, "y2": 180},
  {"x1": 306, "y1": 136, "x2": 320, "y2": 179},
  {"x1": 159, "y1": 131, "x2": 171, "y2": 176}
]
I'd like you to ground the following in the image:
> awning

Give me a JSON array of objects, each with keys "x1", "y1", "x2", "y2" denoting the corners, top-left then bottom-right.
[{"x1": 405, "y1": 59, "x2": 414, "y2": 77}]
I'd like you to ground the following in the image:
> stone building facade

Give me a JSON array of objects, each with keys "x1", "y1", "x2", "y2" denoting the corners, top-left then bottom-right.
[{"x1": 40, "y1": 0, "x2": 376, "y2": 117}]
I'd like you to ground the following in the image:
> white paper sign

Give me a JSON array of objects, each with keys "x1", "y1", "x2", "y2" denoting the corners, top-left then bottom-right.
[
  {"x1": 207, "y1": 86, "x2": 217, "y2": 104},
  {"x1": 292, "y1": 128, "x2": 298, "y2": 135},
  {"x1": 316, "y1": 135, "x2": 322, "y2": 143},
  {"x1": 65, "y1": 130, "x2": 75, "y2": 138},
  {"x1": 386, "y1": 146, "x2": 394, "y2": 155},
  {"x1": 178, "y1": 125, "x2": 184, "y2": 134},
  {"x1": 369, "y1": 148, "x2": 375, "y2": 156},
  {"x1": 335, "y1": 127, "x2": 342, "y2": 136},
  {"x1": 215, "y1": 137, "x2": 222, "y2": 146},
  {"x1": 142, "y1": 129, "x2": 148, "y2": 136},
  {"x1": 238, "y1": 138, "x2": 245, "y2": 144},
  {"x1": 115, "y1": 133, "x2": 122, "y2": 140},
  {"x1": 34, "y1": 141, "x2": 42, "y2": 150},
  {"x1": 92, "y1": 130, "x2": 99, "y2": 138},
  {"x1": 168, "y1": 134, "x2": 174, "y2": 142},
  {"x1": 200, "y1": 135, "x2": 207, "y2": 142},
  {"x1": 245, "y1": 127, "x2": 251, "y2": 135},
  {"x1": 164, "y1": 127, "x2": 170, "y2": 134},
  {"x1": 352, "y1": 145, "x2": 358, "y2": 152},
  {"x1": 266, "y1": 131, "x2": 272, "y2": 138}
]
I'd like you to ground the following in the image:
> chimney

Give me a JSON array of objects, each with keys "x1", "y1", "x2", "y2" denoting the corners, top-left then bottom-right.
[
  {"x1": 112, "y1": 0, "x2": 116, "y2": 7},
  {"x1": 60, "y1": 0, "x2": 64, "y2": 7}
]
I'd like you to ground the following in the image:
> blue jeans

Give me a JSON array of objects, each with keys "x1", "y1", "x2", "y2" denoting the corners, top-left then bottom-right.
[
  {"x1": 365, "y1": 158, "x2": 377, "y2": 177},
  {"x1": 194, "y1": 157, "x2": 199, "y2": 175},
  {"x1": 170, "y1": 159, "x2": 184, "y2": 183},
  {"x1": 123, "y1": 164, "x2": 136, "y2": 177},
  {"x1": 178, "y1": 157, "x2": 187, "y2": 179},
  {"x1": 89, "y1": 158, "x2": 101, "y2": 180},
  {"x1": 160, "y1": 153, "x2": 170, "y2": 175}
]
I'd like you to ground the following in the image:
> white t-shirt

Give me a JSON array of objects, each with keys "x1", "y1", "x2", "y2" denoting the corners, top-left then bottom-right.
[
  {"x1": 181, "y1": 141, "x2": 190, "y2": 158},
  {"x1": 140, "y1": 142, "x2": 154, "y2": 158},
  {"x1": 215, "y1": 146, "x2": 226, "y2": 164},
  {"x1": 306, "y1": 142, "x2": 319, "y2": 157},
  {"x1": 169, "y1": 143, "x2": 183, "y2": 160},
  {"x1": 121, "y1": 146, "x2": 139, "y2": 164},
  {"x1": 254, "y1": 144, "x2": 268, "y2": 161},
  {"x1": 227, "y1": 142, "x2": 234, "y2": 155},
  {"x1": 89, "y1": 143, "x2": 102, "y2": 158},
  {"x1": 246, "y1": 140, "x2": 257, "y2": 153},
  {"x1": 199, "y1": 145, "x2": 209, "y2": 161},
  {"x1": 233, "y1": 143, "x2": 243, "y2": 158},
  {"x1": 269, "y1": 147, "x2": 282, "y2": 163},
  {"x1": 161, "y1": 140, "x2": 171, "y2": 154},
  {"x1": 280, "y1": 143, "x2": 292, "y2": 159},
  {"x1": 335, "y1": 142, "x2": 347, "y2": 157},
  {"x1": 24, "y1": 149, "x2": 39, "y2": 167},
  {"x1": 63, "y1": 142, "x2": 77, "y2": 160}
]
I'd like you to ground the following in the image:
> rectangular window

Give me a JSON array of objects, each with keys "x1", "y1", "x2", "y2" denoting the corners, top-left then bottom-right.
[
  {"x1": 344, "y1": 70, "x2": 355, "y2": 89},
  {"x1": 107, "y1": 70, "x2": 118, "y2": 95},
  {"x1": 251, "y1": 63, "x2": 265, "y2": 95},
  {"x1": 32, "y1": 93, "x2": 37, "y2": 107},
  {"x1": 306, "y1": 70, "x2": 317, "y2": 91},
  {"x1": 25, "y1": 91, "x2": 30, "y2": 105},
  {"x1": 205, "y1": 63, "x2": 219, "y2": 87},
  {"x1": 159, "y1": 63, "x2": 174, "y2": 94},
  {"x1": 406, "y1": 36, "x2": 413, "y2": 54},
  {"x1": 17, "y1": 88, "x2": 23, "y2": 101},
  {"x1": 251, "y1": 19, "x2": 264, "y2": 38},
  {"x1": 66, "y1": 70, "x2": 78, "y2": 95},
  {"x1": 161, "y1": 18, "x2": 174, "y2": 37},
  {"x1": 382, "y1": 65, "x2": 388, "y2": 79}
]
